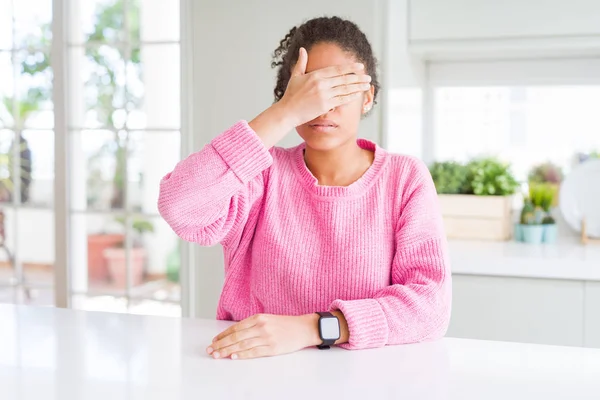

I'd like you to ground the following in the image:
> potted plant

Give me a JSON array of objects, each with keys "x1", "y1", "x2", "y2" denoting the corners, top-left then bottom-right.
[
  {"x1": 103, "y1": 217, "x2": 154, "y2": 289},
  {"x1": 528, "y1": 162, "x2": 563, "y2": 206},
  {"x1": 518, "y1": 198, "x2": 544, "y2": 244},
  {"x1": 517, "y1": 184, "x2": 558, "y2": 244},
  {"x1": 533, "y1": 183, "x2": 558, "y2": 244},
  {"x1": 431, "y1": 157, "x2": 520, "y2": 241},
  {"x1": 429, "y1": 161, "x2": 469, "y2": 195}
]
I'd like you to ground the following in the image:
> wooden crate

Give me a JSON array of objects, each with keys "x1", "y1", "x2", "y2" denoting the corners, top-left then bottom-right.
[{"x1": 438, "y1": 194, "x2": 513, "y2": 241}]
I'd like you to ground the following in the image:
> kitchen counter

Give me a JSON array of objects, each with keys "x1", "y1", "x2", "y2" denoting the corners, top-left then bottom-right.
[
  {"x1": 450, "y1": 239, "x2": 600, "y2": 281},
  {"x1": 1, "y1": 304, "x2": 600, "y2": 399}
]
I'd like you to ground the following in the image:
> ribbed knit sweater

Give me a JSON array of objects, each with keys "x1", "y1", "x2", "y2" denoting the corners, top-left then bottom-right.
[{"x1": 158, "y1": 121, "x2": 452, "y2": 350}]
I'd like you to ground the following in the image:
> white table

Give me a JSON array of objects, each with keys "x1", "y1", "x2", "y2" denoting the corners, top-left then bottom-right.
[{"x1": 1, "y1": 305, "x2": 599, "y2": 400}]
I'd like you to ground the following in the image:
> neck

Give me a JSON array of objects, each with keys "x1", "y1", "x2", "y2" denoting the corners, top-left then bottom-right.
[{"x1": 304, "y1": 139, "x2": 374, "y2": 187}]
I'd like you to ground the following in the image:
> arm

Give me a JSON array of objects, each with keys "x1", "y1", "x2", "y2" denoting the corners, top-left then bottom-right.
[
  {"x1": 158, "y1": 120, "x2": 274, "y2": 248},
  {"x1": 330, "y1": 159, "x2": 451, "y2": 350}
]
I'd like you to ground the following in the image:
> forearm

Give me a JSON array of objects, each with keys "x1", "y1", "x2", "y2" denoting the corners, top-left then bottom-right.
[{"x1": 249, "y1": 101, "x2": 296, "y2": 149}]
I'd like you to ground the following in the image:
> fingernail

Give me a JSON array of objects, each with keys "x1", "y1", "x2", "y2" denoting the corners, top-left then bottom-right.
[
  {"x1": 206, "y1": 347, "x2": 213, "y2": 355},
  {"x1": 231, "y1": 354, "x2": 238, "y2": 360},
  {"x1": 213, "y1": 352, "x2": 221, "y2": 359},
  {"x1": 358, "y1": 63, "x2": 365, "y2": 69}
]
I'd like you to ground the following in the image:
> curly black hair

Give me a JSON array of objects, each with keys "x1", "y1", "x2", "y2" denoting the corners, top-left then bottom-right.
[{"x1": 271, "y1": 16, "x2": 380, "y2": 107}]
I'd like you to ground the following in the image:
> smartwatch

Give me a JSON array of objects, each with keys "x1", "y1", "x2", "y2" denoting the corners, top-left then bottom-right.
[{"x1": 316, "y1": 311, "x2": 340, "y2": 349}]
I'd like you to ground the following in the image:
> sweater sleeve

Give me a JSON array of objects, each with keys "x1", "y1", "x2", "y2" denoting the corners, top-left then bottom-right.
[
  {"x1": 158, "y1": 121, "x2": 272, "y2": 248},
  {"x1": 330, "y1": 159, "x2": 452, "y2": 350}
]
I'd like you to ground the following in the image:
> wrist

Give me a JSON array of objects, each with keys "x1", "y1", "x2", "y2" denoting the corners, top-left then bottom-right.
[
  {"x1": 300, "y1": 313, "x2": 322, "y2": 347},
  {"x1": 269, "y1": 100, "x2": 298, "y2": 131}
]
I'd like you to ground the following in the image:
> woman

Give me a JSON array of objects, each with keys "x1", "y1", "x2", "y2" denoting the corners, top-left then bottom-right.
[{"x1": 158, "y1": 16, "x2": 451, "y2": 360}]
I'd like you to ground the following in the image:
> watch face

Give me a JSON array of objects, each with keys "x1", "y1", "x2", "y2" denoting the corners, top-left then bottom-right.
[{"x1": 320, "y1": 317, "x2": 340, "y2": 340}]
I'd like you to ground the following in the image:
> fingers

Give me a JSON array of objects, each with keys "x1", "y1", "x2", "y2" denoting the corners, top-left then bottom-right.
[
  {"x1": 329, "y1": 82, "x2": 372, "y2": 98},
  {"x1": 291, "y1": 47, "x2": 308, "y2": 77},
  {"x1": 231, "y1": 346, "x2": 271, "y2": 360},
  {"x1": 214, "y1": 337, "x2": 267, "y2": 359},
  {"x1": 313, "y1": 62, "x2": 365, "y2": 79},
  {"x1": 327, "y1": 73, "x2": 371, "y2": 88},
  {"x1": 212, "y1": 315, "x2": 260, "y2": 343},
  {"x1": 332, "y1": 91, "x2": 364, "y2": 107},
  {"x1": 210, "y1": 326, "x2": 261, "y2": 354}
]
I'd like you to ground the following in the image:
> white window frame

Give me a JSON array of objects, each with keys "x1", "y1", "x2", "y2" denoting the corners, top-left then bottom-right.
[{"x1": 51, "y1": 0, "x2": 194, "y2": 316}]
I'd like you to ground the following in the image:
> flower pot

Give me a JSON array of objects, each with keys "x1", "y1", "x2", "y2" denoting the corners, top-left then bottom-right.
[
  {"x1": 438, "y1": 194, "x2": 513, "y2": 241},
  {"x1": 87, "y1": 234, "x2": 125, "y2": 282},
  {"x1": 514, "y1": 224, "x2": 524, "y2": 242},
  {"x1": 103, "y1": 247, "x2": 146, "y2": 289},
  {"x1": 521, "y1": 225, "x2": 544, "y2": 244},
  {"x1": 543, "y1": 224, "x2": 558, "y2": 244}
]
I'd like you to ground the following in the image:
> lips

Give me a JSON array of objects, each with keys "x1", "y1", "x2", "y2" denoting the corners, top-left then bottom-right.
[{"x1": 308, "y1": 120, "x2": 338, "y2": 132}]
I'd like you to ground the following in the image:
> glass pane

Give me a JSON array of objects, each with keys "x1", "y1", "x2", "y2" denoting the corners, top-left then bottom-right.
[
  {"x1": 70, "y1": 46, "x2": 126, "y2": 129},
  {"x1": 127, "y1": 45, "x2": 180, "y2": 130},
  {"x1": 16, "y1": 50, "x2": 53, "y2": 130},
  {"x1": 70, "y1": 213, "x2": 127, "y2": 295},
  {"x1": 0, "y1": 131, "x2": 34, "y2": 205},
  {"x1": 0, "y1": 207, "x2": 54, "y2": 306},
  {"x1": 71, "y1": 129, "x2": 126, "y2": 211},
  {"x1": 127, "y1": 131, "x2": 180, "y2": 212},
  {"x1": 21, "y1": 130, "x2": 53, "y2": 207},
  {"x1": 13, "y1": 0, "x2": 52, "y2": 49},
  {"x1": 0, "y1": 52, "x2": 15, "y2": 129},
  {"x1": 0, "y1": 129, "x2": 14, "y2": 204},
  {"x1": 0, "y1": 206, "x2": 15, "y2": 284},
  {"x1": 434, "y1": 86, "x2": 600, "y2": 181},
  {"x1": 137, "y1": 0, "x2": 180, "y2": 43},
  {"x1": 131, "y1": 217, "x2": 180, "y2": 306},
  {"x1": 68, "y1": 0, "x2": 126, "y2": 45},
  {"x1": 0, "y1": 0, "x2": 13, "y2": 49},
  {"x1": 17, "y1": 208, "x2": 54, "y2": 287}
]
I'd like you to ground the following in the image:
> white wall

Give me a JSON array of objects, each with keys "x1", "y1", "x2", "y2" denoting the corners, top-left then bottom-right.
[
  {"x1": 189, "y1": 0, "x2": 389, "y2": 318},
  {"x1": 409, "y1": 0, "x2": 600, "y2": 41}
]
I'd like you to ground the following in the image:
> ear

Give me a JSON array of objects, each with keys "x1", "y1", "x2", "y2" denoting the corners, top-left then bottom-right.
[{"x1": 362, "y1": 85, "x2": 375, "y2": 114}]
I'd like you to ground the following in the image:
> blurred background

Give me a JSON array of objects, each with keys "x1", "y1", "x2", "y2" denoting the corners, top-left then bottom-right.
[
  {"x1": 0, "y1": 0, "x2": 181, "y2": 316},
  {"x1": 1, "y1": 0, "x2": 599, "y2": 349}
]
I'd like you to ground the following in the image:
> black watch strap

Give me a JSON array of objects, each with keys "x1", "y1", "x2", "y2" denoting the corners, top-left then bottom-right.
[{"x1": 316, "y1": 312, "x2": 338, "y2": 350}]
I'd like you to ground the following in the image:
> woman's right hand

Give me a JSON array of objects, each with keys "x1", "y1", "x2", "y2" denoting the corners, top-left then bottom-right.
[{"x1": 279, "y1": 47, "x2": 372, "y2": 127}]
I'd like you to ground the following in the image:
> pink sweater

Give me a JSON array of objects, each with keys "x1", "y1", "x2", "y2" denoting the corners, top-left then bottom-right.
[{"x1": 158, "y1": 121, "x2": 451, "y2": 350}]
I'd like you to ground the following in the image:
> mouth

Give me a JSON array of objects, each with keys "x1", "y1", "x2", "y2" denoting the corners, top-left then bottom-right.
[{"x1": 308, "y1": 121, "x2": 338, "y2": 133}]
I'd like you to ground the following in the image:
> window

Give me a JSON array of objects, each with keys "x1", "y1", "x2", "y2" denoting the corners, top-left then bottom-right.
[
  {"x1": 433, "y1": 86, "x2": 600, "y2": 182},
  {"x1": 0, "y1": 0, "x2": 184, "y2": 317},
  {"x1": 0, "y1": 0, "x2": 55, "y2": 306},
  {"x1": 66, "y1": 0, "x2": 182, "y2": 316}
]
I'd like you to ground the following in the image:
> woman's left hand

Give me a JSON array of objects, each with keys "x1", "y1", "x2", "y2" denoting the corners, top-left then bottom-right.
[{"x1": 207, "y1": 313, "x2": 321, "y2": 360}]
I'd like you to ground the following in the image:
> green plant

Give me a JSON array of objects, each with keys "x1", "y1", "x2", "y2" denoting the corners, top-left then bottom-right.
[
  {"x1": 463, "y1": 158, "x2": 520, "y2": 196},
  {"x1": 85, "y1": 0, "x2": 142, "y2": 210},
  {"x1": 520, "y1": 198, "x2": 537, "y2": 225},
  {"x1": 529, "y1": 183, "x2": 556, "y2": 224},
  {"x1": 528, "y1": 162, "x2": 564, "y2": 185},
  {"x1": 429, "y1": 161, "x2": 469, "y2": 194},
  {"x1": 0, "y1": 26, "x2": 51, "y2": 204}
]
